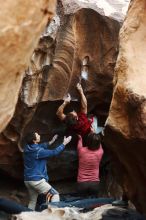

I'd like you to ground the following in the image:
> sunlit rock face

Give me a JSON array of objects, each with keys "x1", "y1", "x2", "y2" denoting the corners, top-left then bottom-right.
[
  {"x1": 0, "y1": 0, "x2": 56, "y2": 133},
  {"x1": 62, "y1": 0, "x2": 130, "y2": 22},
  {"x1": 105, "y1": 0, "x2": 146, "y2": 214},
  {"x1": 0, "y1": 6, "x2": 120, "y2": 179}
]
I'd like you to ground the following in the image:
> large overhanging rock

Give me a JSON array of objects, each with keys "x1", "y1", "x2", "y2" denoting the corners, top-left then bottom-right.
[
  {"x1": 0, "y1": 0, "x2": 56, "y2": 132},
  {"x1": 105, "y1": 0, "x2": 146, "y2": 214},
  {"x1": 62, "y1": 0, "x2": 130, "y2": 22},
  {"x1": 0, "y1": 8, "x2": 120, "y2": 180}
]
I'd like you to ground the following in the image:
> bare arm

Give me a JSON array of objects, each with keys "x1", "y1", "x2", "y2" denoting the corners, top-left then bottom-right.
[
  {"x1": 77, "y1": 135, "x2": 83, "y2": 150},
  {"x1": 56, "y1": 94, "x2": 71, "y2": 121},
  {"x1": 76, "y1": 83, "x2": 87, "y2": 114},
  {"x1": 49, "y1": 134, "x2": 58, "y2": 145}
]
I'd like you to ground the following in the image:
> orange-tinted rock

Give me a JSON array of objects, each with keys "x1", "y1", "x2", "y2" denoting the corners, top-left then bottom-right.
[
  {"x1": 0, "y1": 0, "x2": 56, "y2": 132},
  {"x1": 105, "y1": 0, "x2": 146, "y2": 214}
]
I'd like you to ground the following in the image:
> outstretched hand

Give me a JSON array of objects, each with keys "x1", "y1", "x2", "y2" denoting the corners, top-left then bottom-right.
[
  {"x1": 63, "y1": 93, "x2": 71, "y2": 103},
  {"x1": 63, "y1": 136, "x2": 72, "y2": 146}
]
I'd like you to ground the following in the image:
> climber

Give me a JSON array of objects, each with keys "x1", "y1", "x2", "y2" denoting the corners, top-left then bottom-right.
[
  {"x1": 23, "y1": 132, "x2": 72, "y2": 210},
  {"x1": 56, "y1": 83, "x2": 96, "y2": 139},
  {"x1": 77, "y1": 133, "x2": 103, "y2": 196}
]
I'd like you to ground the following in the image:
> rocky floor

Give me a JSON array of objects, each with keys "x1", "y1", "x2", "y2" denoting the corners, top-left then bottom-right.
[
  {"x1": 12, "y1": 205, "x2": 145, "y2": 220},
  {"x1": 0, "y1": 176, "x2": 145, "y2": 220},
  {"x1": 0, "y1": 176, "x2": 28, "y2": 206}
]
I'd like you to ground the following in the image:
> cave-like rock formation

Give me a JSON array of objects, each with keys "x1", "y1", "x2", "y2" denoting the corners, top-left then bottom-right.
[
  {"x1": 0, "y1": 6, "x2": 120, "y2": 180},
  {"x1": 105, "y1": 0, "x2": 146, "y2": 215},
  {"x1": 62, "y1": 0, "x2": 130, "y2": 22},
  {"x1": 0, "y1": 0, "x2": 56, "y2": 132}
]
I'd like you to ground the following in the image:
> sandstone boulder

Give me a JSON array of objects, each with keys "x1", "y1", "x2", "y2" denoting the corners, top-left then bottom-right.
[
  {"x1": 0, "y1": 8, "x2": 120, "y2": 180},
  {"x1": 0, "y1": 0, "x2": 56, "y2": 132},
  {"x1": 105, "y1": 0, "x2": 146, "y2": 214}
]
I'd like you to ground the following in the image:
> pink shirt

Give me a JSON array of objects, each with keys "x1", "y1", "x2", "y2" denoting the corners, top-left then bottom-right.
[{"x1": 77, "y1": 136, "x2": 103, "y2": 182}]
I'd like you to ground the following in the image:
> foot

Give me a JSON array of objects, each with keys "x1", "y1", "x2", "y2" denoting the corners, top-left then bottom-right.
[{"x1": 112, "y1": 199, "x2": 128, "y2": 208}]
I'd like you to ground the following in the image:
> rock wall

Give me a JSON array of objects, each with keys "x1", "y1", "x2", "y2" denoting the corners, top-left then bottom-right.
[
  {"x1": 0, "y1": 0, "x2": 56, "y2": 132},
  {"x1": 105, "y1": 0, "x2": 146, "y2": 214},
  {"x1": 62, "y1": 0, "x2": 130, "y2": 22},
  {"x1": 0, "y1": 7, "x2": 120, "y2": 180}
]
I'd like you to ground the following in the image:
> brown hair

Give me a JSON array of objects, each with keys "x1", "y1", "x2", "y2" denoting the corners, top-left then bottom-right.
[
  {"x1": 25, "y1": 132, "x2": 36, "y2": 144},
  {"x1": 64, "y1": 113, "x2": 78, "y2": 127},
  {"x1": 84, "y1": 132, "x2": 100, "y2": 150}
]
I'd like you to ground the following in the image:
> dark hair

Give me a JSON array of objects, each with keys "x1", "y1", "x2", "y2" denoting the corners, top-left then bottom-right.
[
  {"x1": 65, "y1": 113, "x2": 78, "y2": 127},
  {"x1": 84, "y1": 132, "x2": 100, "y2": 150},
  {"x1": 25, "y1": 132, "x2": 36, "y2": 144}
]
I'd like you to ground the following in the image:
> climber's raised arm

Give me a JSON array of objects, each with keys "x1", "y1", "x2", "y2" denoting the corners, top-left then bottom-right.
[
  {"x1": 76, "y1": 83, "x2": 87, "y2": 114},
  {"x1": 56, "y1": 94, "x2": 71, "y2": 121}
]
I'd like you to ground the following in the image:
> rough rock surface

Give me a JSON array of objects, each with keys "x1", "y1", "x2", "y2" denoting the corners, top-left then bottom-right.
[
  {"x1": 0, "y1": 0, "x2": 56, "y2": 132},
  {"x1": 0, "y1": 7, "x2": 120, "y2": 180},
  {"x1": 13, "y1": 205, "x2": 145, "y2": 220},
  {"x1": 62, "y1": 0, "x2": 130, "y2": 22},
  {"x1": 105, "y1": 0, "x2": 146, "y2": 215}
]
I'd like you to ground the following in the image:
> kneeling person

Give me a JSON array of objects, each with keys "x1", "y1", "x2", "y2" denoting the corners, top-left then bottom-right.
[{"x1": 23, "y1": 132, "x2": 71, "y2": 210}]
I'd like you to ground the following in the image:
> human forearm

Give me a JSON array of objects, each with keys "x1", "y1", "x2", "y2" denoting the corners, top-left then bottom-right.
[
  {"x1": 79, "y1": 90, "x2": 87, "y2": 114},
  {"x1": 77, "y1": 83, "x2": 87, "y2": 113},
  {"x1": 80, "y1": 90, "x2": 87, "y2": 107},
  {"x1": 49, "y1": 135, "x2": 58, "y2": 145},
  {"x1": 49, "y1": 139, "x2": 54, "y2": 145},
  {"x1": 56, "y1": 101, "x2": 68, "y2": 120},
  {"x1": 77, "y1": 135, "x2": 83, "y2": 150},
  {"x1": 37, "y1": 144, "x2": 65, "y2": 159},
  {"x1": 37, "y1": 136, "x2": 72, "y2": 159}
]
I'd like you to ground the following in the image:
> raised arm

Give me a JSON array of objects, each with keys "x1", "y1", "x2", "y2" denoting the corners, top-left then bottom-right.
[
  {"x1": 38, "y1": 135, "x2": 58, "y2": 149},
  {"x1": 56, "y1": 94, "x2": 71, "y2": 121},
  {"x1": 49, "y1": 134, "x2": 58, "y2": 145},
  {"x1": 36, "y1": 136, "x2": 72, "y2": 159},
  {"x1": 76, "y1": 83, "x2": 87, "y2": 114}
]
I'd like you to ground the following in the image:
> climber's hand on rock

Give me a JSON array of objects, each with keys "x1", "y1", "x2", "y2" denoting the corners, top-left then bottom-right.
[
  {"x1": 63, "y1": 136, "x2": 72, "y2": 146},
  {"x1": 63, "y1": 93, "x2": 71, "y2": 103}
]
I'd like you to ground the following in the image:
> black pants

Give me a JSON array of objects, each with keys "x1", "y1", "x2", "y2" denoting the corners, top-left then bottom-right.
[{"x1": 77, "y1": 181, "x2": 99, "y2": 196}]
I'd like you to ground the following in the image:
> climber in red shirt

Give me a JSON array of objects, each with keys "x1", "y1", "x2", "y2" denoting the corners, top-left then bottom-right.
[{"x1": 56, "y1": 83, "x2": 93, "y2": 138}]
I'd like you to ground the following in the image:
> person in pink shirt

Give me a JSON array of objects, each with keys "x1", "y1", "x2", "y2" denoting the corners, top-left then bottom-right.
[{"x1": 77, "y1": 132, "x2": 103, "y2": 196}]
